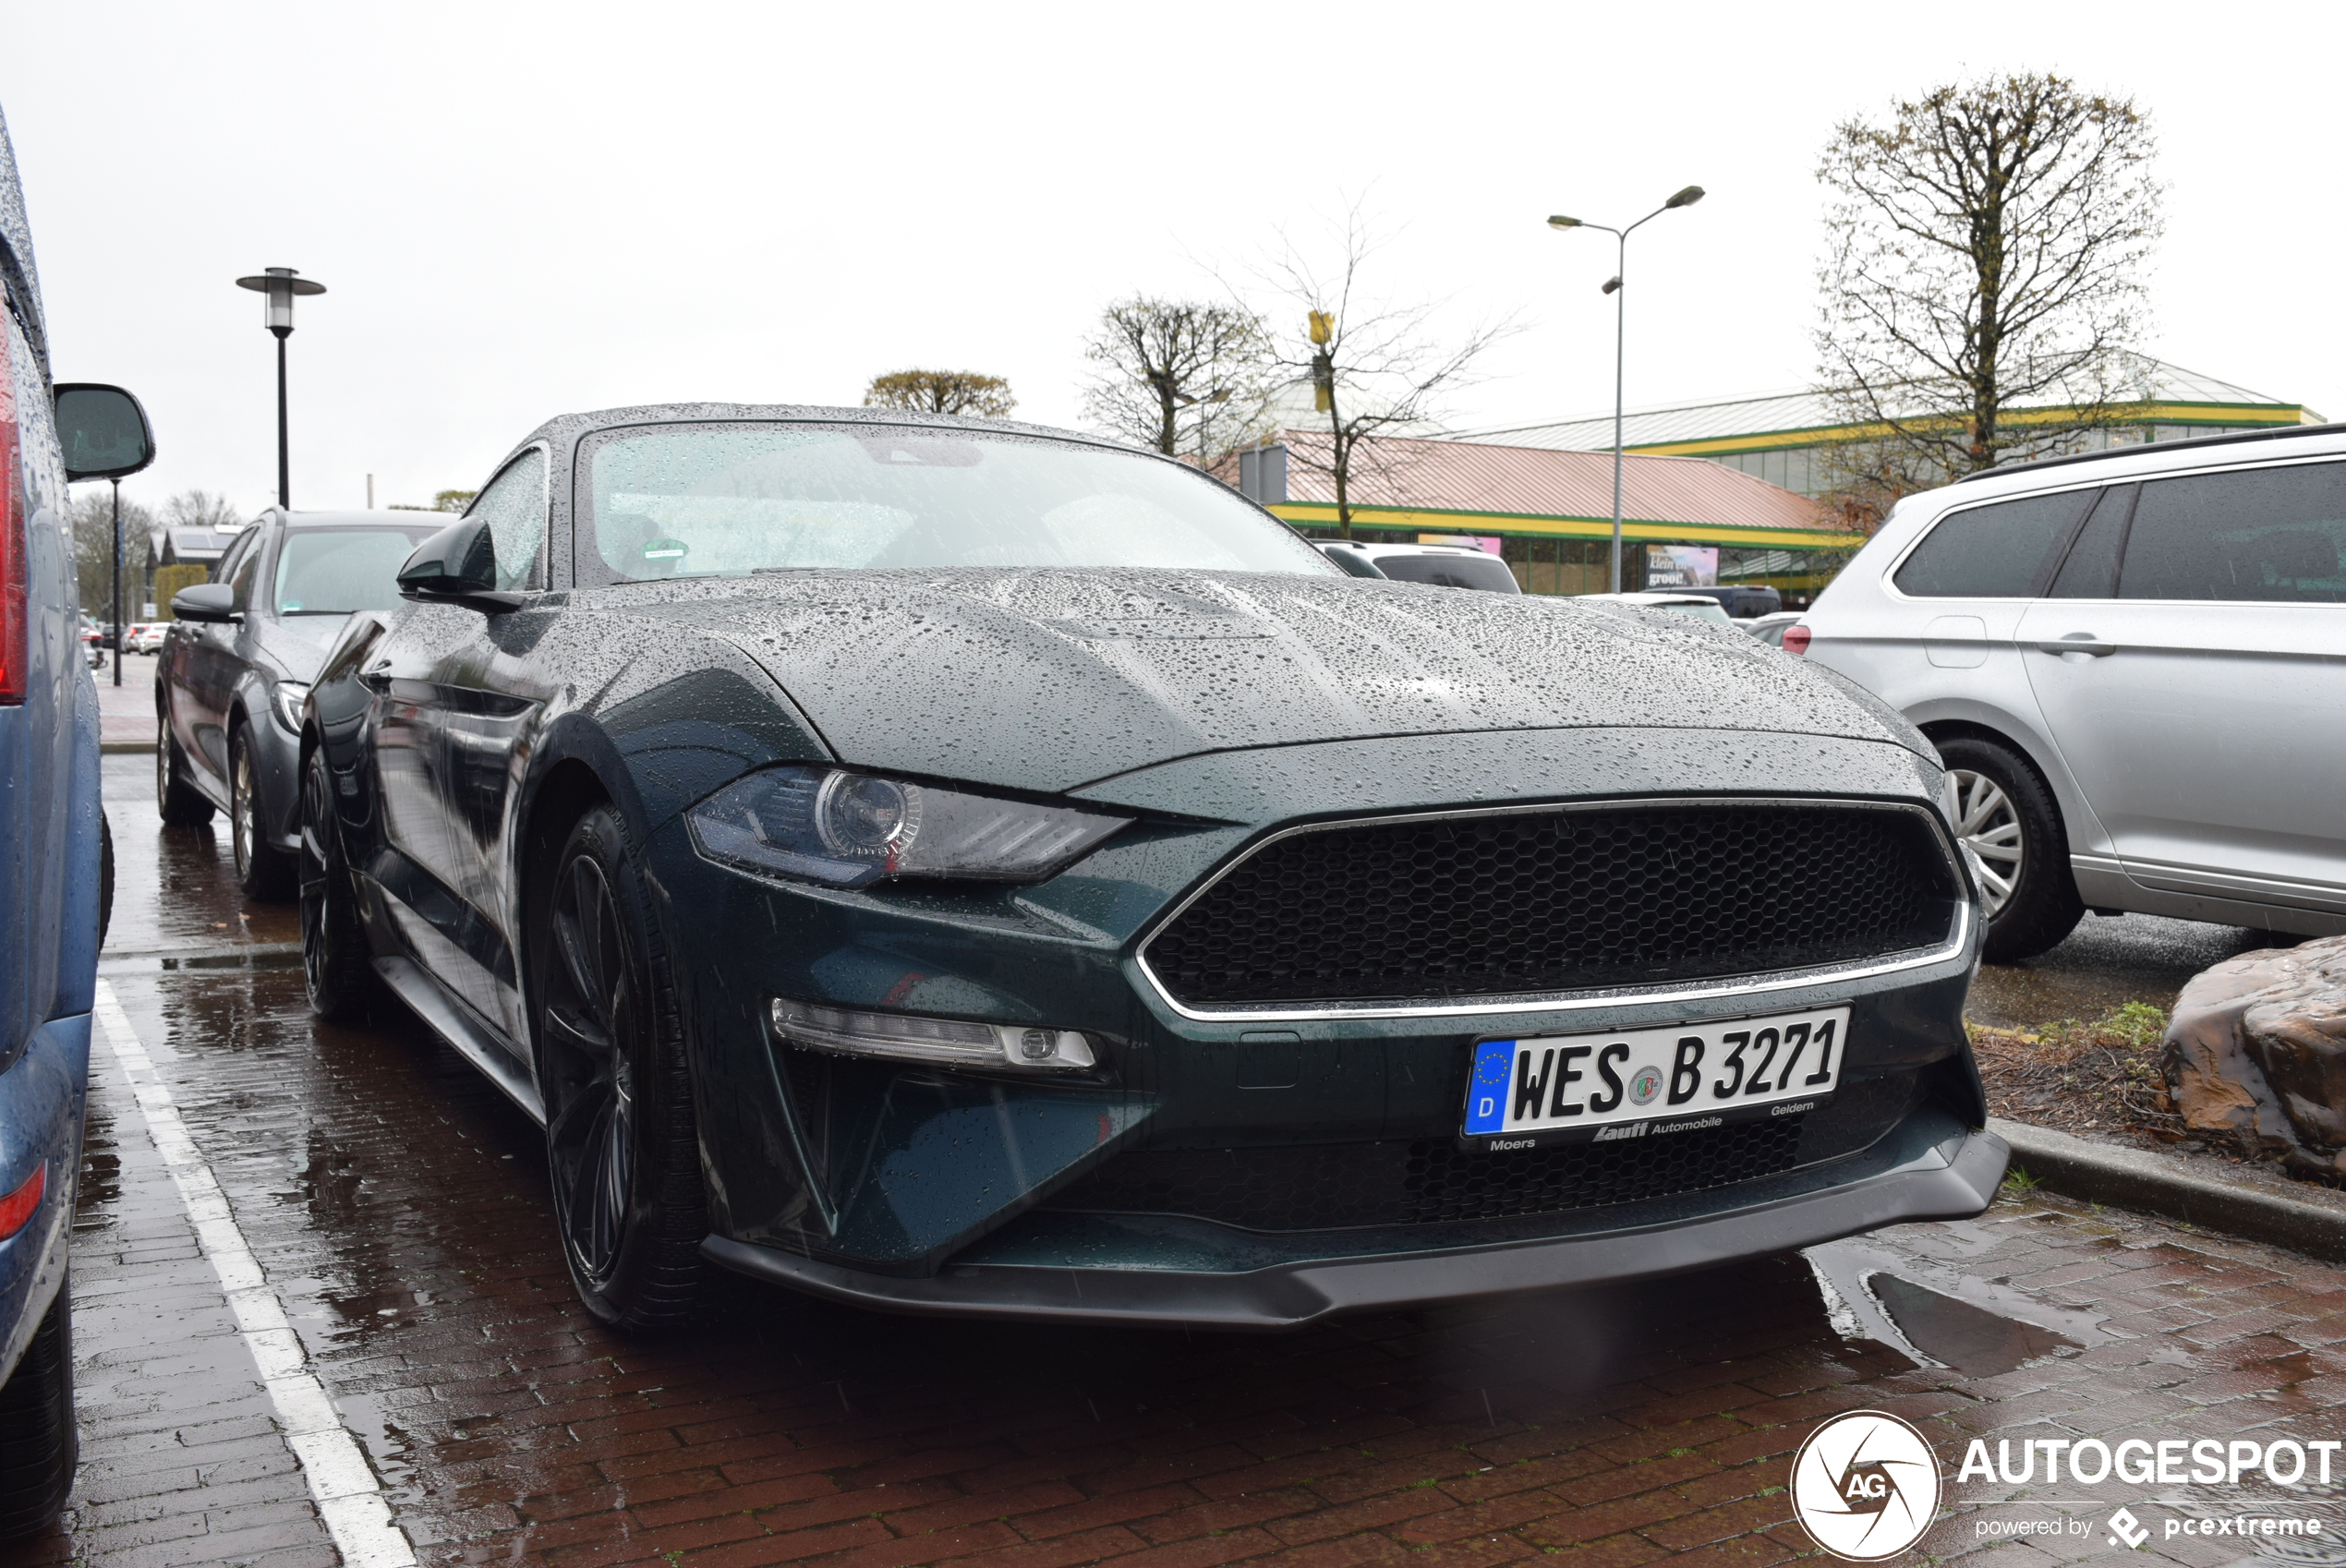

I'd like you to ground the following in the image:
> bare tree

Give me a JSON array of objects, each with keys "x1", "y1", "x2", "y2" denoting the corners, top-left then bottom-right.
[
  {"x1": 1814, "y1": 73, "x2": 2163, "y2": 507},
  {"x1": 69, "y1": 489, "x2": 155, "y2": 615},
  {"x1": 1245, "y1": 205, "x2": 1514, "y2": 536},
  {"x1": 160, "y1": 488, "x2": 246, "y2": 532},
  {"x1": 864, "y1": 369, "x2": 1017, "y2": 417},
  {"x1": 1081, "y1": 297, "x2": 1276, "y2": 465}
]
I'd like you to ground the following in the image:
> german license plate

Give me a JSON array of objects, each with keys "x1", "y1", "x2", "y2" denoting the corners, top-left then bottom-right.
[{"x1": 1460, "y1": 1006, "x2": 1849, "y2": 1152}]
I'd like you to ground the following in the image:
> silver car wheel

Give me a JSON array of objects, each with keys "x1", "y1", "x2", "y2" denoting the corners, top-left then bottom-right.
[
  {"x1": 232, "y1": 742, "x2": 256, "y2": 880},
  {"x1": 1942, "y1": 767, "x2": 2023, "y2": 919}
]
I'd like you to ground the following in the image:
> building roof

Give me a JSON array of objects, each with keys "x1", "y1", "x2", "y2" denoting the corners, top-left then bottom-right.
[
  {"x1": 1271, "y1": 428, "x2": 1832, "y2": 535},
  {"x1": 155, "y1": 527, "x2": 236, "y2": 566},
  {"x1": 1450, "y1": 356, "x2": 2322, "y2": 455}
]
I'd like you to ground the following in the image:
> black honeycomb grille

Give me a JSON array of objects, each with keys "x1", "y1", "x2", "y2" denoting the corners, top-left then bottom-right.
[
  {"x1": 1046, "y1": 1121, "x2": 1808, "y2": 1232},
  {"x1": 1145, "y1": 803, "x2": 1956, "y2": 1007}
]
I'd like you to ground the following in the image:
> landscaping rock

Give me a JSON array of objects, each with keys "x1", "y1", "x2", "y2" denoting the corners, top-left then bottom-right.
[{"x1": 2164, "y1": 935, "x2": 2346, "y2": 1176}]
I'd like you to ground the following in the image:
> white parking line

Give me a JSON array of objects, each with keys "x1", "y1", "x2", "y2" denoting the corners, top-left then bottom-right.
[{"x1": 92, "y1": 980, "x2": 417, "y2": 1568}]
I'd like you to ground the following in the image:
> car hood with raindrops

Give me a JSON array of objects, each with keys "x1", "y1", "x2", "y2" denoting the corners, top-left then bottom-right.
[{"x1": 562, "y1": 567, "x2": 1932, "y2": 797}]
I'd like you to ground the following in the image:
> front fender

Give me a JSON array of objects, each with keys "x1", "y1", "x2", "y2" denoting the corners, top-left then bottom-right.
[{"x1": 1905, "y1": 693, "x2": 2110, "y2": 858}]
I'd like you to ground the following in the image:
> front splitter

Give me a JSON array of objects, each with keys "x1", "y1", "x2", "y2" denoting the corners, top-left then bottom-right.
[{"x1": 703, "y1": 1121, "x2": 2009, "y2": 1331}]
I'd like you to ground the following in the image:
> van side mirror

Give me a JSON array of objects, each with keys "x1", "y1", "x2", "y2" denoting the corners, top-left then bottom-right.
[
  {"x1": 54, "y1": 384, "x2": 155, "y2": 481},
  {"x1": 397, "y1": 517, "x2": 521, "y2": 612},
  {"x1": 172, "y1": 582, "x2": 237, "y2": 623}
]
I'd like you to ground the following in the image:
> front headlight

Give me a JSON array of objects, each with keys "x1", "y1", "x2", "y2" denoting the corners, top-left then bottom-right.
[
  {"x1": 272, "y1": 681, "x2": 310, "y2": 732},
  {"x1": 687, "y1": 765, "x2": 1130, "y2": 888}
]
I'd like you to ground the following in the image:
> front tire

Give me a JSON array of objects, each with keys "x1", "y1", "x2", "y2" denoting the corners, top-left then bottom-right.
[
  {"x1": 1937, "y1": 734, "x2": 2084, "y2": 964},
  {"x1": 300, "y1": 746, "x2": 380, "y2": 1022},
  {"x1": 534, "y1": 805, "x2": 708, "y2": 1332},
  {"x1": 231, "y1": 725, "x2": 296, "y2": 901},
  {"x1": 0, "y1": 1285, "x2": 77, "y2": 1542},
  {"x1": 155, "y1": 708, "x2": 214, "y2": 827}
]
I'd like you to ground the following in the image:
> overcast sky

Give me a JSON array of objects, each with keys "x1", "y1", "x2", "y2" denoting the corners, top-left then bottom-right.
[{"x1": 5, "y1": 1, "x2": 2339, "y2": 521}]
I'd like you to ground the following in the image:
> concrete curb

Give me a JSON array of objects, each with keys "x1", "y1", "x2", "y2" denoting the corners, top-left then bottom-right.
[
  {"x1": 100, "y1": 740, "x2": 157, "y2": 754},
  {"x1": 1990, "y1": 1116, "x2": 2346, "y2": 1262}
]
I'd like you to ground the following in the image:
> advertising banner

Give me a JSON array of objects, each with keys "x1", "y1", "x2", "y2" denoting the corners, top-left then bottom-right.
[{"x1": 1646, "y1": 544, "x2": 1719, "y2": 587}]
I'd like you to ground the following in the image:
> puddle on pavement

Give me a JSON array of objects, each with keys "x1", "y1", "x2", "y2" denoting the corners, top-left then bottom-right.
[
  {"x1": 1805, "y1": 1236, "x2": 2104, "y2": 1374},
  {"x1": 1868, "y1": 1272, "x2": 2078, "y2": 1374}
]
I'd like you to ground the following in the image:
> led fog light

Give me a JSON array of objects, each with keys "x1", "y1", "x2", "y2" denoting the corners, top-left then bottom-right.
[{"x1": 768, "y1": 997, "x2": 1096, "y2": 1071}]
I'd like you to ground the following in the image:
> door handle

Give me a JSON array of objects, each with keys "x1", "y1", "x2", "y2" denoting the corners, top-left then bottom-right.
[{"x1": 2035, "y1": 634, "x2": 2117, "y2": 657}]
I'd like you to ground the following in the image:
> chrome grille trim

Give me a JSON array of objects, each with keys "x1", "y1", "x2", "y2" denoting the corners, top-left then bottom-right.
[{"x1": 1131, "y1": 795, "x2": 1976, "y2": 1023}]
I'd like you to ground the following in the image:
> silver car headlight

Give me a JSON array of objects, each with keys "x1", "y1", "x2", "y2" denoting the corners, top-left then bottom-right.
[
  {"x1": 687, "y1": 765, "x2": 1130, "y2": 888},
  {"x1": 272, "y1": 681, "x2": 310, "y2": 733}
]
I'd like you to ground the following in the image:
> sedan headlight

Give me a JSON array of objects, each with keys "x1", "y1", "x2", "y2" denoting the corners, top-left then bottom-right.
[
  {"x1": 687, "y1": 765, "x2": 1129, "y2": 888},
  {"x1": 272, "y1": 681, "x2": 310, "y2": 732}
]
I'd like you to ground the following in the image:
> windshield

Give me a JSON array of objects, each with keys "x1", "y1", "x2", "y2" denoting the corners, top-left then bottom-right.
[
  {"x1": 272, "y1": 527, "x2": 437, "y2": 615},
  {"x1": 578, "y1": 423, "x2": 1336, "y2": 585}
]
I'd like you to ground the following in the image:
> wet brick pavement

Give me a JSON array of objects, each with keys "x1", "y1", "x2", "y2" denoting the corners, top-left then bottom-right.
[{"x1": 10, "y1": 754, "x2": 2346, "y2": 1568}]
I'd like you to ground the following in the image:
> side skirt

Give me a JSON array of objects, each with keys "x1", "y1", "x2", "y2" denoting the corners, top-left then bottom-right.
[{"x1": 373, "y1": 955, "x2": 546, "y2": 1127}]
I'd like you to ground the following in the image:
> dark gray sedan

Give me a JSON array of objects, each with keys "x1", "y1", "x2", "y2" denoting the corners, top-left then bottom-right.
[{"x1": 158, "y1": 510, "x2": 439, "y2": 897}]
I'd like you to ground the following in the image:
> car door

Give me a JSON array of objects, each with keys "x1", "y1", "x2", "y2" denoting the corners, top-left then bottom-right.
[
  {"x1": 368, "y1": 451, "x2": 550, "y2": 1043},
  {"x1": 2016, "y1": 457, "x2": 2346, "y2": 914}
]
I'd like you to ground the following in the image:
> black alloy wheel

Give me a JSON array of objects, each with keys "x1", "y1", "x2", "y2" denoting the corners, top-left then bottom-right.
[
  {"x1": 0, "y1": 1285, "x2": 76, "y2": 1542},
  {"x1": 155, "y1": 706, "x2": 214, "y2": 826},
  {"x1": 1935, "y1": 734, "x2": 2084, "y2": 964},
  {"x1": 534, "y1": 805, "x2": 707, "y2": 1331},
  {"x1": 230, "y1": 725, "x2": 297, "y2": 901},
  {"x1": 299, "y1": 746, "x2": 379, "y2": 1021}
]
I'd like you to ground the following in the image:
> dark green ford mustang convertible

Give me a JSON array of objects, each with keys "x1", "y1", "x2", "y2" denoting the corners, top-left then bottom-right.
[{"x1": 299, "y1": 404, "x2": 2005, "y2": 1332}]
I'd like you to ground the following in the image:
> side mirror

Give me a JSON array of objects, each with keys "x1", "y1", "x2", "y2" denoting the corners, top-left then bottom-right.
[
  {"x1": 54, "y1": 384, "x2": 155, "y2": 481},
  {"x1": 397, "y1": 518, "x2": 522, "y2": 612},
  {"x1": 172, "y1": 582, "x2": 237, "y2": 623}
]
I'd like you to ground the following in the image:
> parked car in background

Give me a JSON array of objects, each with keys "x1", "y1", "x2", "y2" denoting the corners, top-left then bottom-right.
[
  {"x1": 158, "y1": 510, "x2": 441, "y2": 899},
  {"x1": 76, "y1": 618, "x2": 102, "y2": 669},
  {"x1": 1577, "y1": 590, "x2": 1738, "y2": 627},
  {"x1": 1802, "y1": 422, "x2": 2346, "y2": 961},
  {"x1": 1745, "y1": 611, "x2": 1808, "y2": 649},
  {"x1": 1671, "y1": 585, "x2": 1783, "y2": 620},
  {"x1": 1317, "y1": 539, "x2": 1521, "y2": 592},
  {"x1": 127, "y1": 622, "x2": 165, "y2": 656},
  {"x1": 299, "y1": 402, "x2": 1998, "y2": 1335},
  {"x1": 0, "y1": 102, "x2": 155, "y2": 1541}
]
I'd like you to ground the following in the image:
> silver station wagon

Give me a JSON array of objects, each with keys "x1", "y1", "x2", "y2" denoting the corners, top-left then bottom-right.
[{"x1": 1802, "y1": 423, "x2": 2346, "y2": 961}]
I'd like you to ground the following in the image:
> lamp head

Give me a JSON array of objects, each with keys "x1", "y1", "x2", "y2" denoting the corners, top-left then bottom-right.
[
  {"x1": 1664, "y1": 185, "x2": 1706, "y2": 210},
  {"x1": 236, "y1": 266, "x2": 326, "y2": 337},
  {"x1": 1602, "y1": 277, "x2": 1622, "y2": 296},
  {"x1": 1546, "y1": 214, "x2": 1582, "y2": 230}
]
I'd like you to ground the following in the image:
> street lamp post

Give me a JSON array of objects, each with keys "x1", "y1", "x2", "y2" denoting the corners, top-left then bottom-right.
[
  {"x1": 234, "y1": 267, "x2": 327, "y2": 509},
  {"x1": 1547, "y1": 187, "x2": 1704, "y2": 594}
]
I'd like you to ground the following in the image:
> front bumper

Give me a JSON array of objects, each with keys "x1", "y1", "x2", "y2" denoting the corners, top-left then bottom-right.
[
  {"x1": 248, "y1": 706, "x2": 304, "y2": 853},
  {"x1": 704, "y1": 1107, "x2": 2005, "y2": 1329}
]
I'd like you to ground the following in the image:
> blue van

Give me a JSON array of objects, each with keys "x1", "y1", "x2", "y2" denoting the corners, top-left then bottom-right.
[{"x1": 0, "y1": 103, "x2": 153, "y2": 1539}]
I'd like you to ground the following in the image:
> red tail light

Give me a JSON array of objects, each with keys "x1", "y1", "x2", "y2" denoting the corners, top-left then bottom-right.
[
  {"x1": 0, "y1": 328, "x2": 22, "y2": 705},
  {"x1": 1782, "y1": 624, "x2": 1811, "y2": 656},
  {"x1": 0, "y1": 1162, "x2": 43, "y2": 1240}
]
